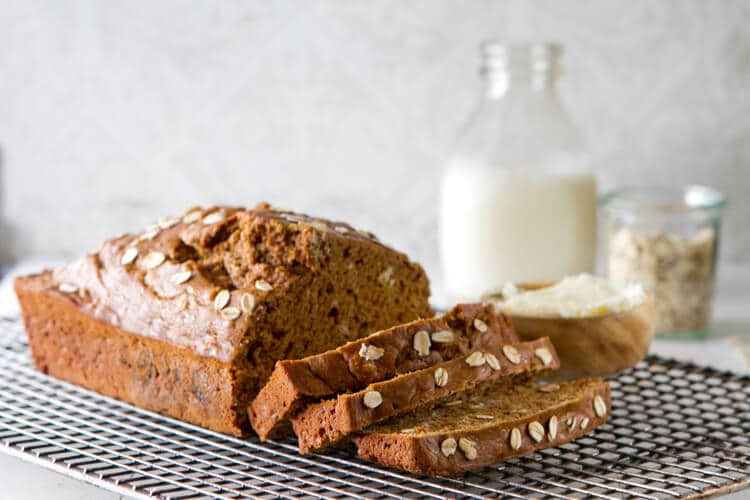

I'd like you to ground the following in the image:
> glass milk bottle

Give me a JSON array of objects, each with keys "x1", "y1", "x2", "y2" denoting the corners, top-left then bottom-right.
[{"x1": 439, "y1": 42, "x2": 596, "y2": 301}]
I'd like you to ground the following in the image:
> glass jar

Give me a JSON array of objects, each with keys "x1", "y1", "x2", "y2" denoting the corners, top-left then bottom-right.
[
  {"x1": 600, "y1": 186, "x2": 727, "y2": 338},
  {"x1": 439, "y1": 42, "x2": 596, "y2": 302}
]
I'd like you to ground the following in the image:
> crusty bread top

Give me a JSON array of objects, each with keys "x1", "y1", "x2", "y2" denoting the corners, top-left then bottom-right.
[{"x1": 17, "y1": 203, "x2": 430, "y2": 361}]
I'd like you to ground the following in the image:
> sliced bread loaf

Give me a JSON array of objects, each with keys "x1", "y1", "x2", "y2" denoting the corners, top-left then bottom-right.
[
  {"x1": 353, "y1": 377, "x2": 610, "y2": 475},
  {"x1": 16, "y1": 204, "x2": 432, "y2": 435},
  {"x1": 292, "y1": 337, "x2": 558, "y2": 453},
  {"x1": 250, "y1": 303, "x2": 517, "y2": 439}
]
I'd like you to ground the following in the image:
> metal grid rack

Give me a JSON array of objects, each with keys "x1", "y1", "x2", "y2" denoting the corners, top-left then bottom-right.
[{"x1": 0, "y1": 319, "x2": 748, "y2": 499}]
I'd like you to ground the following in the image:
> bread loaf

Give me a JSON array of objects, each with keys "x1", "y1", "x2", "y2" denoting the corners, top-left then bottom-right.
[{"x1": 15, "y1": 204, "x2": 432, "y2": 435}]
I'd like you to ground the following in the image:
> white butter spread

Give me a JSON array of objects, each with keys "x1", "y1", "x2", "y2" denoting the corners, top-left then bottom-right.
[{"x1": 495, "y1": 273, "x2": 645, "y2": 318}]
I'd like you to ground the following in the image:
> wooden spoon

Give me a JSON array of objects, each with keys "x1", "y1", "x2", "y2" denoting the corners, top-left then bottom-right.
[{"x1": 483, "y1": 281, "x2": 655, "y2": 380}]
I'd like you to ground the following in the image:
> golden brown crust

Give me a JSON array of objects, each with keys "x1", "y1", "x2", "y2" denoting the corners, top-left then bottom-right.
[
  {"x1": 292, "y1": 338, "x2": 559, "y2": 453},
  {"x1": 249, "y1": 303, "x2": 518, "y2": 440},
  {"x1": 353, "y1": 378, "x2": 610, "y2": 475},
  {"x1": 15, "y1": 204, "x2": 433, "y2": 435},
  {"x1": 15, "y1": 275, "x2": 243, "y2": 434}
]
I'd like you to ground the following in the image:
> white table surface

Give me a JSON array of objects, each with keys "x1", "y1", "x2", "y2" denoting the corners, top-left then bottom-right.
[{"x1": 0, "y1": 263, "x2": 748, "y2": 499}]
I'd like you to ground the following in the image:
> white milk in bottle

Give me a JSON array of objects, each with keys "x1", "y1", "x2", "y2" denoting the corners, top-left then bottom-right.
[{"x1": 439, "y1": 43, "x2": 597, "y2": 302}]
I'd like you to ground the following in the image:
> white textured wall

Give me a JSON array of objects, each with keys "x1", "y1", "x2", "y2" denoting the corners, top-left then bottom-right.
[{"x1": 0, "y1": 0, "x2": 748, "y2": 284}]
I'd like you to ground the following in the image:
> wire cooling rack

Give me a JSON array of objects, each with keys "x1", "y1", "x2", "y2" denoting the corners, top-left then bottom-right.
[{"x1": 0, "y1": 319, "x2": 748, "y2": 499}]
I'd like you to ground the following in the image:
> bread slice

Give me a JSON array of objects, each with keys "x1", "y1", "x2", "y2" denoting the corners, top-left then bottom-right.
[
  {"x1": 292, "y1": 337, "x2": 558, "y2": 453},
  {"x1": 250, "y1": 303, "x2": 517, "y2": 439},
  {"x1": 353, "y1": 377, "x2": 610, "y2": 475}
]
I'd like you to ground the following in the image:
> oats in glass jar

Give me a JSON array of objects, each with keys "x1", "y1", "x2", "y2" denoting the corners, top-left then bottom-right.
[{"x1": 608, "y1": 227, "x2": 715, "y2": 334}]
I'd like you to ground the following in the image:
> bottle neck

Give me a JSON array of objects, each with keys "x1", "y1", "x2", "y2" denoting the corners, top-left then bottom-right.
[{"x1": 480, "y1": 42, "x2": 562, "y2": 99}]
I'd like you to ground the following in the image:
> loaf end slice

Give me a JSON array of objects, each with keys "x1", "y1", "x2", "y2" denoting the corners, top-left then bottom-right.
[
  {"x1": 353, "y1": 377, "x2": 611, "y2": 475},
  {"x1": 292, "y1": 337, "x2": 559, "y2": 453},
  {"x1": 250, "y1": 303, "x2": 517, "y2": 439}
]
